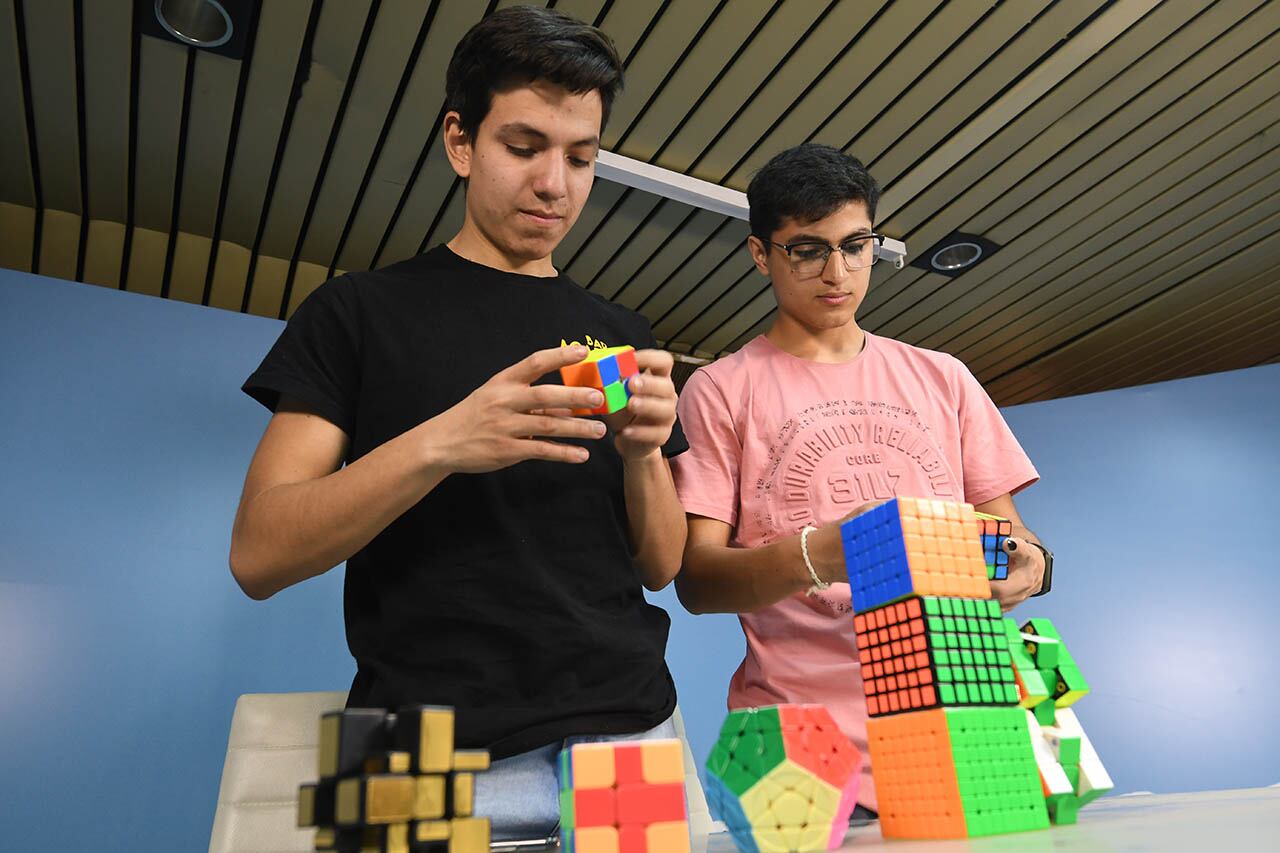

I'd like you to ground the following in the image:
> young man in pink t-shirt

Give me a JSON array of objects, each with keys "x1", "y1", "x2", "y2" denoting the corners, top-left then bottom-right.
[{"x1": 671, "y1": 144, "x2": 1050, "y2": 821}]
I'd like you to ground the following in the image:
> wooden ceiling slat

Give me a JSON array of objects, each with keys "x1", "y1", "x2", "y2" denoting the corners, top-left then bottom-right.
[
  {"x1": 653, "y1": 259, "x2": 753, "y2": 344},
  {"x1": 0, "y1": 203, "x2": 35, "y2": 271},
  {"x1": 958, "y1": 109, "x2": 1280, "y2": 378},
  {"x1": 81, "y1": 219, "x2": 124, "y2": 288},
  {"x1": 600, "y1": 0, "x2": 721, "y2": 152},
  {"x1": 332, "y1": 0, "x2": 479, "y2": 273},
  {"x1": 636, "y1": 218, "x2": 749, "y2": 323},
  {"x1": 968, "y1": 164, "x2": 1280, "y2": 386},
  {"x1": 0, "y1": 1, "x2": 34, "y2": 209},
  {"x1": 609, "y1": 207, "x2": 727, "y2": 309},
  {"x1": 294, "y1": 0, "x2": 436, "y2": 267},
  {"x1": 420, "y1": 186, "x2": 467, "y2": 252},
  {"x1": 1035, "y1": 263, "x2": 1280, "y2": 400},
  {"x1": 589, "y1": 199, "x2": 702, "y2": 300},
  {"x1": 131, "y1": 39, "x2": 186, "y2": 233},
  {"x1": 610, "y1": 0, "x2": 774, "y2": 162},
  {"x1": 863, "y1": 0, "x2": 1105, "y2": 177},
  {"x1": 810, "y1": 0, "x2": 1015, "y2": 157},
  {"x1": 695, "y1": 283, "x2": 779, "y2": 356},
  {"x1": 725, "y1": 310, "x2": 774, "y2": 355},
  {"x1": 984, "y1": 194, "x2": 1280, "y2": 399},
  {"x1": 215, "y1": 0, "x2": 314, "y2": 252},
  {"x1": 875, "y1": 71, "x2": 1280, "y2": 351},
  {"x1": 859, "y1": 0, "x2": 1271, "y2": 328},
  {"x1": 596, "y1": 0, "x2": 666, "y2": 64},
  {"x1": 375, "y1": 150, "x2": 457, "y2": 266},
  {"x1": 22, "y1": 0, "x2": 80, "y2": 214},
  {"x1": 125, "y1": 226, "x2": 168, "y2": 297},
  {"x1": 37, "y1": 209, "x2": 79, "y2": 281},
  {"x1": 167, "y1": 231, "x2": 213, "y2": 304},
  {"x1": 79, "y1": 0, "x2": 131, "y2": 223},
  {"x1": 565, "y1": 192, "x2": 664, "y2": 287},
  {"x1": 649, "y1": 0, "x2": 834, "y2": 173},
  {"x1": 877, "y1": 0, "x2": 1163, "y2": 225},
  {"x1": 551, "y1": 178, "x2": 628, "y2": 265},
  {"x1": 695, "y1": 0, "x2": 935, "y2": 188},
  {"x1": 255, "y1": 0, "x2": 374, "y2": 260}
]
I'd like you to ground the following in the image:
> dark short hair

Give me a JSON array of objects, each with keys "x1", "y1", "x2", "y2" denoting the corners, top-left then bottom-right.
[
  {"x1": 446, "y1": 6, "x2": 624, "y2": 140},
  {"x1": 747, "y1": 144, "x2": 881, "y2": 242}
]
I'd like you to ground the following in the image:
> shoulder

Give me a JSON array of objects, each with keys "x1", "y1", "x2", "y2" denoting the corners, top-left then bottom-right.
[
  {"x1": 871, "y1": 333, "x2": 972, "y2": 382},
  {"x1": 680, "y1": 341, "x2": 766, "y2": 409}
]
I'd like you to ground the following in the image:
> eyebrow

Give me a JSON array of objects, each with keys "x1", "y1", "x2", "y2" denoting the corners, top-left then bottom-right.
[
  {"x1": 786, "y1": 228, "x2": 873, "y2": 243},
  {"x1": 494, "y1": 123, "x2": 600, "y2": 148}
]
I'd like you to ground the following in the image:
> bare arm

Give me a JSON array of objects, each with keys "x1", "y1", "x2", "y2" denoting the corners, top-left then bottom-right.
[
  {"x1": 974, "y1": 493, "x2": 1046, "y2": 612},
  {"x1": 229, "y1": 345, "x2": 608, "y2": 600}
]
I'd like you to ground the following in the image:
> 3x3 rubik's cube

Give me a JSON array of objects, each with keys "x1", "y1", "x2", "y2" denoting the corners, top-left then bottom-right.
[
  {"x1": 560, "y1": 345, "x2": 639, "y2": 415},
  {"x1": 558, "y1": 738, "x2": 691, "y2": 853},
  {"x1": 297, "y1": 706, "x2": 491, "y2": 852},
  {"x1": 841, "y1": 497, "x2": 1111, "y2": 840}
]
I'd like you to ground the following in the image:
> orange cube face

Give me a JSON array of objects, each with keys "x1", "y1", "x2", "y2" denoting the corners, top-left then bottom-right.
[{"x1": 842, "y1": 497, "x2": 991, "y2": 613}]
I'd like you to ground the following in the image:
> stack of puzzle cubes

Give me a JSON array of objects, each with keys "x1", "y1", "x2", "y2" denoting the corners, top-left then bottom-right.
[
  {"x1": 297, "y1": 706, "x2": 491, "y2": 852},
  {"x1": 560, "y1": 345, "x2": 640, "y2": 415},
  {"x1": 842, "y1": 497, "x2": 1111, "y2": 839},
  {"x1": 703, "y1": 704, "x2": 863, "y2": 852},
  {"x1": 558, "y1": 738, "x2": 691, "y2": 853}
]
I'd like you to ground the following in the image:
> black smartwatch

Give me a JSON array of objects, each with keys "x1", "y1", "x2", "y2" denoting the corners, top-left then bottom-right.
[{"x1": 1029, "y1": 542, "x2": 1053, "y2": 597}]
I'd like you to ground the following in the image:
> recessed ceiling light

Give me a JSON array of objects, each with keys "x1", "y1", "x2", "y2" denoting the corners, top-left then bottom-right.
[
  {"x1": 910, "y1": 232, "x2": 1002, "y2": 278},
  {"x1": 154, "y1": 0, "x2": 233, "y2": 48}
]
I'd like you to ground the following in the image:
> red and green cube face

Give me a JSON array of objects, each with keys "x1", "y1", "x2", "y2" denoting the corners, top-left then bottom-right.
[
  {"x1": 558, "y1": 739, "x2": 690, "y2": 853},
  {"x1": 841, "y1": 498, "x2": 992, "y2": 613},
  {"x1": 868, "y1": 707, "x2": 1048, "y2": 840},
  {"x1": 704, "y1": 705, "x2": 863, "y2": 852},
  {"x1": 854, "y1": 596, "x2": 1020, "y2": 717},
  {"x1": 559, "y1": 346, "x2": 639, "y2": 415}
]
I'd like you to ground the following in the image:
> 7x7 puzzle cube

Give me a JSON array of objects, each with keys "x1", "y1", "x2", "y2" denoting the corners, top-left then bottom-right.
[{"x1": 560, "y1": 345, "x2": 640, "y2": 415}]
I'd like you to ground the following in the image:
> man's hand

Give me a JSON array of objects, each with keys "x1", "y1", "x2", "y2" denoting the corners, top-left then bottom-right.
[
  {"x1": 603, "y1": 349, "x2": 679, "y2": 463},
  {"x1": 807, "y1": 500, "x2": 889, "y2": 584},
  {"x1": 990, "y1": 536, "x2": 1045, "y2": 612},
  {"x1": 425, "y1": 345, "x2": 609, "y2": 473}
]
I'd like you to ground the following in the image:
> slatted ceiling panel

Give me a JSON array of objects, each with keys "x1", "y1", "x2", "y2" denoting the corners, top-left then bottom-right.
[
  {"x1": 1027, "y1": 256, "x2": 1279, "y2": 400},
  {"x1": 548, "y1": 178, "x2": 627, "y2": 263},
  {"x1": 593, "y1": 0, "x2": 664, "y2": 62},
  {"x1": 293, "y1": 0, "x2": 431, "y2": 273},
  {"x1": 651, "y1": 247, "x2": 752, "y2": 338},
  {"x1": 0, "y1": 203, "x2": 35, "y2": 271},
  {"x1": 608, "y1": 0, "x2": 776, "y2": 161},
  {"x1": 587, "y1": 198, "x2": 698, "y2": 300},
  {"x1": 564, "y1": 191, "x2": 664, "y2": 286},
  {"x1": 870, "y1": 25, "x2": 1280, "y2": 347},
  {"x1": 634, "y1": 218, "x2": 749, "y2": 320},
  {"x1": 328, "y1": 0, "x2": 453, "y2": 274},
  {"x1": 848, "y1": 0, "x2": 1053, "y2": 165},
  {"x1": 608, "y1": 206, "x2": 726, "y2": 308},
  {"x1": 254, "y1": 0, "x2": 372, "y2": 263},
  {"x1": 600, "y1": 0, "x2": 720, "y2": 153},
  {"x1": 21, "y1": 0, "x2": 78, "y2": 217},
  {"x1": 38, "y1": 208, "x2": 79, "y2": 281},
  {"x1": 167, "y1": 50, "x2": 239, "y2": 304},
  {"x1": 0, "y1": 3, "x2": 31, "y2": 210},
  {"x1": 711, "y1": 0, "x2": 945, "y2": 189},
  {"x1": 668, "y1": 267, "x2": 763, "y2": 349},
  {"x1": 284, "y1": 258, "x2": 332, "y2": 315},
  {"x1": 649, "y1": 0, "x2": 830, "y2": 173},
  {"x1": 964, "y1": 164, "x2": 1280, "y2": 382},
  {"x1": 79, "y1": 0, "x2": 129, "y2": 222},
  {"x1": 214, "y1": 0, "x2": 313, "y2": 253},
  {"x1": 693, "y1": 282, "x2": 776, "y2": 354},
  {"x1": 552, "y1": 0, "x2": 610, "y2": 23},
  {"x1": 420, "y1": 184, "x2": 467, "y2": 252}
]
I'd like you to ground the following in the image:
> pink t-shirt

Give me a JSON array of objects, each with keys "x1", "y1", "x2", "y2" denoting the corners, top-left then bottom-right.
[{"x1": 671, "y1": 333, "x2": 1038, "y2": 809}]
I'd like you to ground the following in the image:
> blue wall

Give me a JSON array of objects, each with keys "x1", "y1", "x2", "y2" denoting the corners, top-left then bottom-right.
[{"x1": 2, "y1": 268, "x2": 1277, "y2": 849}]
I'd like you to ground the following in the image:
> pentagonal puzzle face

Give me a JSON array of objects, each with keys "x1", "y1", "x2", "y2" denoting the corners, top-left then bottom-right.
[
  {"x1": 706, "y1": 705, "x2": 862, "y2": 852},
  {"x1": 559, "y1": 739, "x2": 690, "y2": 853},
  {"x1": 855, "y1": 596, "x2": 1018, "y2": 716},
  {"x1": 841, "y1": 498, "x2": 990, "y2": 612}
]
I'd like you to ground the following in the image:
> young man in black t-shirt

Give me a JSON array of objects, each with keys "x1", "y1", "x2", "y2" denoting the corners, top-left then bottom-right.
[{"x1": 230, "y1": 7, "x2": 687, "y2": 840}]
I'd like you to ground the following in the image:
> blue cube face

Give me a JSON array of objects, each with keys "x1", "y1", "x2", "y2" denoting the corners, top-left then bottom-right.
[{"x1": 596, "y1": 354, "x2": 620, "y2": 386}]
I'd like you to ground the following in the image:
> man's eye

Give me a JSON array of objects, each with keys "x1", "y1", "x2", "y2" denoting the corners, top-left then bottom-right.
[
  {"x1": 791, "y1": 245, "x2": 827, "y2": 261},
  {"x1": 569, "y1": 157, "x2": 592, "y2": 168},
  {"x1": 507, "y1": 146, "x2": 536, "y2": 158}
]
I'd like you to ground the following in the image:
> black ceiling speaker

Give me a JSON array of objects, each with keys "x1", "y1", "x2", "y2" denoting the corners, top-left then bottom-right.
[{"x1": 136, "y1": 0, "x2": 260, "y2": 59}]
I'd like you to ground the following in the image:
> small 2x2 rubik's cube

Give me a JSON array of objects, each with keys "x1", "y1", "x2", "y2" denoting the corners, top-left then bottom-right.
[{"x1": 560, "y1": 345, "x2": 640, "y2": 415}]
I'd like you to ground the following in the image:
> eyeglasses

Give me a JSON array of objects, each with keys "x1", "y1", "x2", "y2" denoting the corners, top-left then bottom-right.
[{"x1": 764, "y1": 233, "x2": 884, "y2": 277}]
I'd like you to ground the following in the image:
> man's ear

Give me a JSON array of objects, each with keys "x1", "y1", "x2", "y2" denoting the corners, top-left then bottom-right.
[
  {"x1": 442, "y1": 111, "x2": 472, "y2": 179},
  {"x1": 747, "y1": 235, "x2": 771, "y2": 277}
]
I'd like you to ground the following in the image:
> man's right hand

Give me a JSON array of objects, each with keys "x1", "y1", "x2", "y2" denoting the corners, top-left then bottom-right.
[
  {"x1": 808, "y1": 500, "x2": 890, "y2": 584},
  {"x1": 423, "y1": 345, "x2": 610, "y2": 474}
]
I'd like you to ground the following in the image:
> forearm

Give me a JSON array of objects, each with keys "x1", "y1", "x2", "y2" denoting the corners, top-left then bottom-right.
[
  {"x1": 622, "y1": 452, "x2": 687, "y2": 591},
  {"x1": 676, "y1": 533, "x2": 818, "y2": 614},
  {"x1": 230, "y1": 421, "x2": 450, "y2": 599}
]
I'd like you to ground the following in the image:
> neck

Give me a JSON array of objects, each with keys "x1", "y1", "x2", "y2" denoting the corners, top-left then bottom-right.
[
  {"x1": 447, "y1": 217, "x2": 557, "y2": 278},
  {"x1": 765, "y1": 314, "x2": 866, "y2": 363}
]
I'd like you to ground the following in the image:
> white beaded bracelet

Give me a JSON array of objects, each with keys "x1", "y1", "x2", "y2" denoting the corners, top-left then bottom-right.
[{"x1": 800, "y1": 525, "x2": 830, "y2": 596}]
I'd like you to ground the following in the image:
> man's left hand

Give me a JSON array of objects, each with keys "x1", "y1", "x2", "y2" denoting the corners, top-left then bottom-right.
[
  {"x1": 991, "y1": 535, "x2": 1044, "y2": 612},
  {"x1": 606, "y1": 349, "x2": 678, "y2": 462}
]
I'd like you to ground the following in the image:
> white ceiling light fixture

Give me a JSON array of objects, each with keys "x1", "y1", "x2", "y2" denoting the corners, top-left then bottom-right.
[{"x1": 910, "y1": 232, "x2": 1002, "y2": 278}]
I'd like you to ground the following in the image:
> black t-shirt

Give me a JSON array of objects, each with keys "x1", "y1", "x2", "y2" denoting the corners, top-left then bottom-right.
[{"x1": 242, "y1": 245, "x2": 688, "y2": 758}]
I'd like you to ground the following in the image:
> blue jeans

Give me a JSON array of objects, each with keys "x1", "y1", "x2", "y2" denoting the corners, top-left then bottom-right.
[{"x1": 473, "y1": 715, "x2": 680, "y2": 842}]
